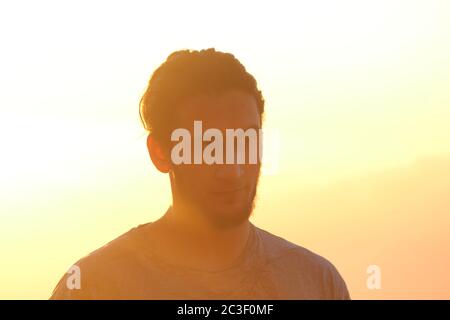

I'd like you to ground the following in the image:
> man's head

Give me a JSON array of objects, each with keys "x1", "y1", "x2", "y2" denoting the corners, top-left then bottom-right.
[{"x1": 140, "y1": 48, "x2": 265, "y2": 229}]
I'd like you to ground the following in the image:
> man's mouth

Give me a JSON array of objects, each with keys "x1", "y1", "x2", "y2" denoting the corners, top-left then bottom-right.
[{"x1": 211, "y1": 186, "x2": 247, "y2": 195}]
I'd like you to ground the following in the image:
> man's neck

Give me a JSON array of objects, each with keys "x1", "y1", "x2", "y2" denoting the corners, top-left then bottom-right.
[{"x1": 153, "y1": 204, "x2": 252, "y2": 272}]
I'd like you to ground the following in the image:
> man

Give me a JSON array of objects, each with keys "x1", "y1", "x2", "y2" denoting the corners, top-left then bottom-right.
[{"x1": 50, "y1": 48, "x2": 350, "y2": 299}]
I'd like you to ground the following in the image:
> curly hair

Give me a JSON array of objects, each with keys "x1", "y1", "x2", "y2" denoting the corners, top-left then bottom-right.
[{"x1": 139, "y1": 48, "x2": 265, "y2": 144}]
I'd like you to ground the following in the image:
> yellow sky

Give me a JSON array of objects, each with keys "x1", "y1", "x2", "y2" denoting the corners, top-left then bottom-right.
[{"x1": 0, "y1": 0, "x2": 449, "y2": 299}]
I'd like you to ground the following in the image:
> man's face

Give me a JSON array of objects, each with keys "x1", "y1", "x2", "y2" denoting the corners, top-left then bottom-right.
[{"x1": 168, "y1": 90, "x2": 262, "y2": 229}]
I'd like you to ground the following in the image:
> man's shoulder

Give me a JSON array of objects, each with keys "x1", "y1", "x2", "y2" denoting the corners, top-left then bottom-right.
[
  {"x1": 50, "y1": 223, "x2": 151, "y2": 299},
  {"x1": 78, "y1": 223, "x2": 149, "y2": 268},
  {"x1": 254, "y1": 225, "x2": 330, "y2": 267},
  {"x1": 254, "y1": 226, "x2": 351, "y2": 299}
]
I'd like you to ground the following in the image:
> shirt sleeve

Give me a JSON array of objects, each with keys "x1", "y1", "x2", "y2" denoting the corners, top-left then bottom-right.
[
  {"x1": 325, "y1": 261, "x2": 351, "y2": 300},
  {"x1": 49, "y1": 273, "x2": 93, "y2": 300}
]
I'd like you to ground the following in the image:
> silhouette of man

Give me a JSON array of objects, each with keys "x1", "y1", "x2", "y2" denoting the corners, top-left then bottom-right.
[{"x1": 50, "y1": 48, "x2": 350, "y2": 299}]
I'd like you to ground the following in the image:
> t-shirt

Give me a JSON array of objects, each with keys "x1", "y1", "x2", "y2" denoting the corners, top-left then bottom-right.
[{"x1": 50, "y1": 221, "x2": 350, "y2": 300}]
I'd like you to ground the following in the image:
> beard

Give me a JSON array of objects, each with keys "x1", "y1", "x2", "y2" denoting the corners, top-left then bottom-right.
[
  {"x1": 201, "y1": 183, "x2": 258, "y2": 230},
  {"x1": 172, "y1": 173, "x2": 260, "y2": 230}
]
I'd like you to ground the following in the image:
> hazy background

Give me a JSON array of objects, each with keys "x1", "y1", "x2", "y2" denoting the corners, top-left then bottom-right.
[{"x1": 1, "y1": 0, "x2": 449, "y2": 299}]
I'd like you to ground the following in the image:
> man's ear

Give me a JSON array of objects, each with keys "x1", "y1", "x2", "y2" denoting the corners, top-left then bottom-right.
[{"x1": 147, "y1": 135, "x2": 171, "y2": 173}]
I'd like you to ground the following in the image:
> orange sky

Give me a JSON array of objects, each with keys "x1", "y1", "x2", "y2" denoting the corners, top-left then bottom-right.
[{"x1": 0, "y1": 0, "x2": 449, "y2": 299}]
